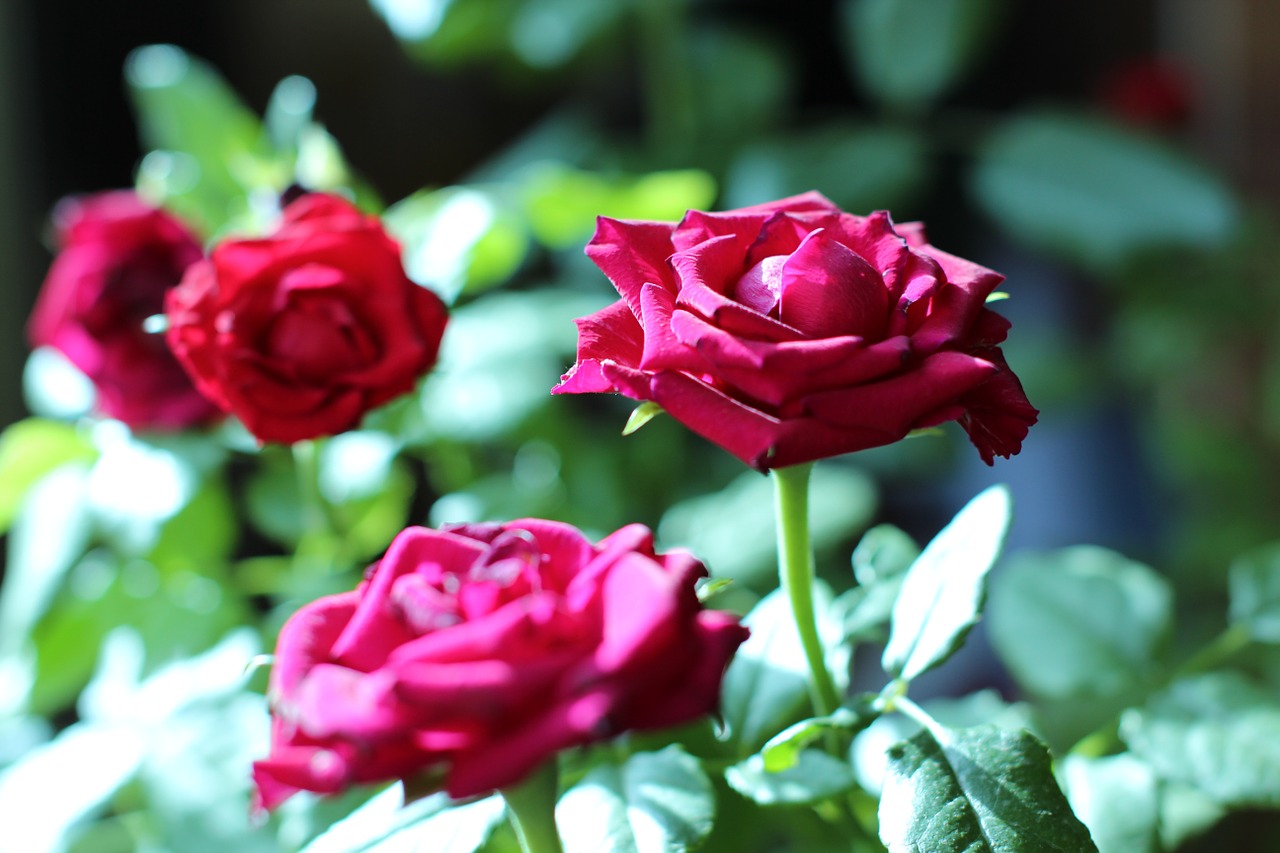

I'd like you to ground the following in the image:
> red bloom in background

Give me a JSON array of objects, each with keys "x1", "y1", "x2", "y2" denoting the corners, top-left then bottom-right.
[
  {"x1": 554, "y1": 192, "x2": 1037, "y2": 469},
  {"x1": 166, "y1": 193, "x2": 448, "y2": 444},
  {"x1": 27, "y1": 191, "x2": 220, "y2": 429},
  {"x1": 252, "y1": 519, "x2": 748, "y2": 811}
]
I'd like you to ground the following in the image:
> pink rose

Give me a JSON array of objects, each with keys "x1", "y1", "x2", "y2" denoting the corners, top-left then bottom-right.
[
  {"x1": 27, "y1": 191, "x2": 221, "y2": 429},
  {"x1": 553, "y1": 192, "x2": 1038, "y2": 469},
  {"x1": 252, "y1": 519, "x2": 748, "y2": 811},
  {"x1": 165, "y1": 193, "x2": 448, "y2": 444}
]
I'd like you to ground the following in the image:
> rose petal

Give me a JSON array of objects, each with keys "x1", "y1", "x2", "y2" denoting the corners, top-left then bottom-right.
[
  {"x1": 585, "y1": 217, "x2": 678, "y2": 316},
  {"x1": 778, "y1": 229, "x2": 889, "y2": 339}
]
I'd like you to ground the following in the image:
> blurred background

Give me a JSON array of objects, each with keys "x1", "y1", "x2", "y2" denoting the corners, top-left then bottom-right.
[
  {"x1": 4, "y1": 0, "x2": 1278, "y2": 565},
  {"x1": 4, "y1": 0, "x2": 1280, "y2": 850}
]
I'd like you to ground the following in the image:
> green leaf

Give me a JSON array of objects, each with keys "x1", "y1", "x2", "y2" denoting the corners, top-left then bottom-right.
[
  {"x1": 971, "y1": 112, "x2": 1238, "y2": 271},
  {"x1": 988, "y1": 546, "x2": 1172, "y2": 698},
  {"x1": 420, "y1": 290, "x2": 609, "y2": 443},
  {"x1": 622, "y1": 403, "x2": 664, "y2": 437},
  {"x1": 720, "y1": 586, "x2": 835, "y2": 756},
  {"x1": 724, "y1": 123, "x2": 929, "y2": 213},
  {"x1": 384, "y1": 186, "x2": 529, "y2": 304},
  {"x1": 852, "y1": 524, "x2": 919, "y2": 586},
  {"x1": 556, "y1": 746, "x2": 714, "y2": 853},
  {"x1": 836, "y1": 524, "x2": 919, "y2": 643},
  {"x1": 882, "y1": 486, "x2": 1011, "y2": 681},
  {"x1": 1060, "y1": 754, "x2": 1159, "y2": 853},
  {"x1": 0, "y1": 418, "x2": 96, "y2": 534},
  {"x1": 1228, "y1": 541, "x2": 1280, "y2": 642},
  {"x1": 0, "y1": 721, "x2": 146, "y2": 853},
  {"x1": 853, "y1": 690, "x2": 1034, "y2": 797},
  {"x1": 1120, "y1": 670, "x2": 1280, "y2": 808},
  {"x1": 761, "y1": 706, "x2": 869, "y2": 773},
  {"x1": 125, "y1": 44, "x2": 273, "y2": 235},
  {"x1": 841, "y1": 0, "x2": 1003, "y2": 111},
  {"x1": 726, "y1": 749, "x2": 856, "y2": 806},
  {"x1": 879, "y1": 726, "x2": 1097, "y2": 852},
  {"x1": 301, "y1": 786, "x2": 505, "y2": 853},
  {"x1": 0, "y1": 465, "x2": 92, "y2": 657},
  {"x1": 517, "y1": 164, "x2": 716, "y2": 250}
]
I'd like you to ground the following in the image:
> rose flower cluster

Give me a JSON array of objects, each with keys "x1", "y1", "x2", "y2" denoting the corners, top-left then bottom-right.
[
  {"x1": 28, "y1": 187, "x2": 1033, "y2": 810},
  {"x1": 31, "y1": 190, "x2": 448, "y2": 443}
]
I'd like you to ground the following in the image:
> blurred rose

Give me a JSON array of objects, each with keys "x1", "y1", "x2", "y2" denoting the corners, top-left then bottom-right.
[
  {"x1": 166, "y1": 193, "x2": 447, "y2": 443},
  {"x1": 27, "y1": 191, "x2": 220, "y2": 429},
  {"x1": 252, "y1": 519, "x2": 748, "y2": 810},
  {"x1": 554, "y1": 192, "x2": 1037, "y2": 469},
  {"x1": 1099, "y1": 58, "x2": 1192, "y2": 130}
]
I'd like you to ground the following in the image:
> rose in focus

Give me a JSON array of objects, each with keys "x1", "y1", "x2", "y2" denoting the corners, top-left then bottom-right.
[
  {"x1": 27, "y1": 191, "x2": 220, "y2": 429},
  {"x1": 252, "y1": 519, "x2": 748, "y2": 810},
  {"x1": 166, "y1": 193, "x2": 447, "y2": 443},
  {"x1": 554, "y1": 192, "x2": 1038, "y2": 469}
]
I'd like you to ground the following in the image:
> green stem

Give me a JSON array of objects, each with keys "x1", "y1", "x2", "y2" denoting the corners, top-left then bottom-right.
[
  {"x1": 772, "y1": 463, "x2": 842, "y2": 717},
  {"x1": 1178, "y1": 622, "x2": 1251, "y2": 677},
  {"x1": 501, "y1": 761, "x2": 565, "y2": 853},
  {"x1": 292, "y1": 439, "x2": 329, "y2": 535}
]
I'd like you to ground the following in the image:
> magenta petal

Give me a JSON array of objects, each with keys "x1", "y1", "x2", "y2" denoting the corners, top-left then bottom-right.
[
  {"x1": 585, "y1": 218, "x2": 678, "y2": 316},
  {"x1": 956, "y1": 349, "x2": 1040, "y2": 464},
  {"x1": 601, "y1": 365, "x2": 786, "y2": 467},
  {"x1": 385, "y1": 593, "x2": 560, "y2": 666},
  {"x1": 671, "y1": 236, "x2": 804, "y2": 342},
  {"x1": 271, "y1": 591, "x2": 361, "y2": 700},
  {"x1": 293, "y1": 665, "x2": 417, "y2": 740},
  {"x1": 638, "y1": 283, "x2": 702, "y2": 373},
  {"x1": 804, "y1": 351, "x2": 998, "y2": 435},
  {"x1": 617, "y1": 610, "x2": 749, "y2": 730},
  {"x1": 446, "y1": 692, "x2": 614, "y2": 798},
  {"x1": 778, "y1": 229, "x2": 889, "y2": 339},
  {"x1": 330, "y1": 528, "x2": 486, "y2": 670}
]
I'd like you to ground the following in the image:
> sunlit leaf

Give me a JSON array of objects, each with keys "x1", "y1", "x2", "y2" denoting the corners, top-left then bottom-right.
[
  {"x1": 518, "y1": 163, "x2": 716, "y2": 250},
  {"x1": 1061, "y1": 753, "x2": 1159, "y2": 853},
  {"x1": 0, "y1": 465, "x2": 92, "y2": 657},
  {"x1": 879, "y1": 726, "x2": 1096, "y2": 852},
  {"x1": 556, "y1": 747, "x2": 714, "y2": 853},
  {"x1": 384, "y1": 186, "x2": 528, "y2": 304},
  {"x1": 726, "y1": 749, "x2": 856, "y2": 806},
  {"x1": 1120, "y1": 670, "x2": 1280, "y2": 808},
  {"x1": 0, "y1": 418, "x2": 96, "y2": 534},
  {"x1": 882, "y1": 486, "x2": 1011, "y2": 681},
  {"x1": 125, "y1": 44, "x2": 273, "y2": 235}
]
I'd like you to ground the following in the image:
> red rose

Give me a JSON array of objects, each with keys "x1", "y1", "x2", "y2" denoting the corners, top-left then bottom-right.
[
  {"x1": 165, "y1": 193, "x2": 447, "y2": 443},
  {"x1": 252, "y1": 520, "x2": 748, "y2": 810},
  {"x1": 27, "y1": 191, "x2": 220, "y2": 429},
  {"x1": 553, "y1": 192, "x2": 1037, "y2": 469}
]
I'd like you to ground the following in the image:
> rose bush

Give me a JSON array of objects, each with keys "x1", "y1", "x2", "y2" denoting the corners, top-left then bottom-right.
[
  {"x1": 554, "y1": 192, "x2": 1038, "y2": 469},
  {"x1": 166, "y1": 193, "x2": 448, "y2": 443},
  {"x1": 27, "y1": 190, "x2": 220, "y2": 429},
  {"x1": 252, "y1": 519, "x2": 748, "y2": 810}
]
